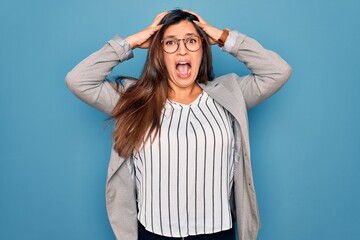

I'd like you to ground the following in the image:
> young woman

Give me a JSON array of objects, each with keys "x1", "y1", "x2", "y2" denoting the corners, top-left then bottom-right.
[{"x1": 66, "y1": 9, "x2": 291, "y2": 240}]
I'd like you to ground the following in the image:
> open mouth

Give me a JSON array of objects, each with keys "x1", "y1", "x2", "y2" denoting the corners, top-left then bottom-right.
[{"x1": 176, "y1": 61, "x2": 191, "y2": 78}]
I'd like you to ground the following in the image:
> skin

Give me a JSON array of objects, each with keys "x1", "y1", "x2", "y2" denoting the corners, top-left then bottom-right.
[
  {"x1": 162, "y1": 20, "x2": 203, "y2": 104},
  {"x1": 125, "y1": 10, "x2": 223, "y2": 104}
]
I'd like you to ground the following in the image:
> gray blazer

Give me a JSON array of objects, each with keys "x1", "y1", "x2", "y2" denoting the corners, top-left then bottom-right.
[{"x1": 65, "y1": 31, "x2": 291, "y2": 240}]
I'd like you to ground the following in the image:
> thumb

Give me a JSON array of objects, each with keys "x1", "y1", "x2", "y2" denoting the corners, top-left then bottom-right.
[{"x1": 193, "y1": 20, "x2": 203, "y2": 27}]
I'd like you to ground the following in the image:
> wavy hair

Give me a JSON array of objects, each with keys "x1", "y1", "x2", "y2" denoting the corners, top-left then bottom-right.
[{"x1": 111, "y1": 9, "x2": 214, "y2": 158}]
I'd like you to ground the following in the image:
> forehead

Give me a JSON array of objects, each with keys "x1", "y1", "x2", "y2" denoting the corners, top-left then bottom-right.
[{"x1": 163, "y1": 20, "x2": 198, "y2": 37}]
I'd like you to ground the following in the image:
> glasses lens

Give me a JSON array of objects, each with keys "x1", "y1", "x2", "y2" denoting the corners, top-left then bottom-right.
[
  {"x1": 162, "y1": 38, "x2": 178, "y2": 53},
  {"x1": 185, "y1": 36, "x2": 202, "y2": 52}
]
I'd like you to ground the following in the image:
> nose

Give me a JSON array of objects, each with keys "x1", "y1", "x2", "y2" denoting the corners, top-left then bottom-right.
[{"x1": 177, "y1": 40, "x2": 188, "y2": 55}]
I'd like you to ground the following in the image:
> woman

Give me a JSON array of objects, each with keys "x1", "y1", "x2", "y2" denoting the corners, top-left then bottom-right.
[{"x1": 66, "y1": 9, "x2": 291, "y2": 240}]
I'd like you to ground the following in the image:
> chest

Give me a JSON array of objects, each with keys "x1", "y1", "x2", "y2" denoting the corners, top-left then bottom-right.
[{"x1": 132, "y1": 92, "x2": 235, "y2": 178}]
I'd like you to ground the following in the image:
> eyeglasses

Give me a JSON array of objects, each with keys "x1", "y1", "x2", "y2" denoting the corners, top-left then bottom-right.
[{"x1": 161, "y1": 35, "x2": 203, "y2": 54}]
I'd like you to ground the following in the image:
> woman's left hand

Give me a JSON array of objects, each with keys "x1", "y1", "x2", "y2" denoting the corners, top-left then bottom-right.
[{"x1": 184, "y1": 10, "x2": 223, "y2": 45}]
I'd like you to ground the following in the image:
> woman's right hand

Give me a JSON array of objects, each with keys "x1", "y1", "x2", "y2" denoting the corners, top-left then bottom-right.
[{"x1": 125, "y1": 11, "x2": 168, "y2": 49}]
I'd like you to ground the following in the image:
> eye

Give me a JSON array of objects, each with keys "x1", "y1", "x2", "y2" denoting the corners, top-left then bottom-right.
[
  {"x1": 187, "y1": 37, "x2": 198, "y2": 44},
  {"x1": 164, "y1": 39, "x2": 177, "y2": 46}
]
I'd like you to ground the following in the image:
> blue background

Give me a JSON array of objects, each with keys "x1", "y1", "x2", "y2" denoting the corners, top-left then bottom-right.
[{"x1": 1, "y1": 0, "x2": 359, "y2": 239}]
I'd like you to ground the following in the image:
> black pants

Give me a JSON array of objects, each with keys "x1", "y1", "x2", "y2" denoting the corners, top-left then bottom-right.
[{"x1": 138, "y1": 222, "x2": 235, "y2": 240}]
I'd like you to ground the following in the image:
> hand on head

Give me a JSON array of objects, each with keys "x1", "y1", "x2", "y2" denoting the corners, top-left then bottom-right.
[
  {"x1": 125, "y1": 11, "x2": 168, "y2": 49},
  {"x1": 125, "y1": 10, "x2": 223, "y2": 49},
  {"x1": 183, "y1": 10, "x2": 223, "y2": 45}
]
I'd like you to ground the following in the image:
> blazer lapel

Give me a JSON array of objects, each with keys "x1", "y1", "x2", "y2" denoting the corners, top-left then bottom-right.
[
  {"x1": 199, "y1": 82, "x2": 250, "y2": 155},
  {"x1": 200, "y1": 81, "x2": 249, "y2": 138},
  {"x1": 107, "y1": 146, "x2": 127, "y2": 182}
]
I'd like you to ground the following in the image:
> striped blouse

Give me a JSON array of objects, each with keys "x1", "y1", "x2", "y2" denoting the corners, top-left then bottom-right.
[{"x1": 132, "y1": 91, "x2": 235, "y2": 238}]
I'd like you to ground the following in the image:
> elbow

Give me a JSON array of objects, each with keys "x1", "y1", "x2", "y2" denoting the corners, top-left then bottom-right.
[
  {"x1": 64, "y1": 71, "x2": 77, "y2": 92},
  {"x1": 271, "y1": 61, "x2": 292, "y2": 90},
  {"x1": 280, "y1": 62, "x2": 292, "y2": 84}
]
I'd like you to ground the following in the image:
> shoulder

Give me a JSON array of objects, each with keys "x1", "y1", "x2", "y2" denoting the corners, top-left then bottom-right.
[
  {"x1": 206, "y1": 73, "x2": 239, "y2": 89},
  {"x1": 201, "y1": 73, "x2": 245, "y2": 100},
  {"x1": 214, "y1": 73, "x2": 238, "y2": 82}
]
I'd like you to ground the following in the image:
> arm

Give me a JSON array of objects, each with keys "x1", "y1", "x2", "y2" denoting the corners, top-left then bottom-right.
[
  {"x1": 65, "y1": 12, "x2": 168, "y2": 115},
  {"x1": 65, "y1": 37, "x2": 134, "y2": 115},
  {"x1": 187, "y1": 10, "x2": 292, "y2": 109},
  {"x1": 223, "y1": 31, "x2": 292, "y2": 109}
]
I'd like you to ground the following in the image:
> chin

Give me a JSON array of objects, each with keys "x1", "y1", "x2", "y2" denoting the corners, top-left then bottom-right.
[{"x1": 171, "y1": 75, "x2": 197, "y2": 87}]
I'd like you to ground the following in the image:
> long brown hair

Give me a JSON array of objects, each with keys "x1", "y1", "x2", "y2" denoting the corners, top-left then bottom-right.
[{"x1": 112, "y1": 10, "x2": 214, "y2": 158}]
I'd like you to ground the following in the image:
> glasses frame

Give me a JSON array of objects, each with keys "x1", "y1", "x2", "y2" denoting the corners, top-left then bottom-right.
[{"x1": 161, "y1": 35, "x2": 204, "y2": 54}]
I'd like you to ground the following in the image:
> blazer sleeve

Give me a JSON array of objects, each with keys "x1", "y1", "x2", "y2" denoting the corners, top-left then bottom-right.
[
  {"x1": 65, "y1": 36, "x2": 135, "y2": 115},
  {"x1": 222, "y1": 31, "x2": 292, "y2": 109}
]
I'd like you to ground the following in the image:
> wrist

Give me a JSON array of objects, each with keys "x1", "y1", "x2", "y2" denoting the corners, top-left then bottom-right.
[
  {"x1": 124, "y1": 35, "x2": 137, "y2": 49},
  {"x1": 217, "y1": 28, "x2": 230, "y2": 47}
]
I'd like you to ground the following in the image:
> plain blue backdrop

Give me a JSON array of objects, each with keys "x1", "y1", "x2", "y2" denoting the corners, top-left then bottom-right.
[{"x1": 1, "y1": 0, "x2": 359, "y2": 239}]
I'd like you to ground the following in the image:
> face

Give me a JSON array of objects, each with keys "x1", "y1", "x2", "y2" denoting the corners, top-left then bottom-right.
[{"x1": 162, "y1": 20, "x2": 203, "y2": 91}]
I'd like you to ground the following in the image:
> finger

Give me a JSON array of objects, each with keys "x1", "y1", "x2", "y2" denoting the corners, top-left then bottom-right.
[
  {"x1": 193, "y1": 20, "x2": 204, "y2": 28},
  {"x1": 193, "y1": 20, "x2": 208, "y2": 32},
  {"x1": 208, "y1": 39, "x2": 218, "y2": 45},
  {"x1": 183, "y1": 9, "x2": 206, "y2": 23},
  {"x1": 154, "y1": 24, "x2": 163, "y2": 31},
  {"x1": 147, "y1": 24, "x2": 163, "y2": 36},
  {"x1": 193, "y1": 20, "x2": 212, "y2": 36},
  {"x1": 150, "y1": 11, "x2": 169, "y2": 27},
  {"x1": 153, "y1": 12, "x2": 168, "y2": 23}
]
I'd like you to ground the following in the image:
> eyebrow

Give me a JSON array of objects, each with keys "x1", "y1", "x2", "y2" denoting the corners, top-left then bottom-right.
[{"x1": 163, "y1": 33, "x2": 197, "y2": 38}]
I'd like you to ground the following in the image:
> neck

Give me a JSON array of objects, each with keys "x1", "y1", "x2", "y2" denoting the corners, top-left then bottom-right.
[{"x1": 168, "y1": 82, "x2": 203, "y2": 105}]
